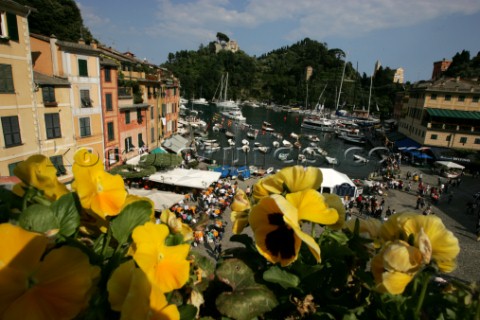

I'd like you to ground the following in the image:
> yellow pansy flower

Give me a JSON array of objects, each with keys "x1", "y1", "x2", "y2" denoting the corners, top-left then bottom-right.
[
  {"x1": 252, "y1": 166, "x2": 322, "y2": 202},
  {"x1": 0, "y1": 223, "x2": 100, "y2": 319},
  {"x1": 160, "y1": 209, "x2": 194, "y2": 242},
  {"x1": 131, "y1": 222, "x2": 190, "y2": 292},
  {"x1": 380, "y1": 213, "x2": 460, "y2": 272},
  {"x1": 230, "y1": 189, "x2": 251, "y2": 234},
  {"x1": 107, "y1": 260, "x2": 180, "y2": 320},
  {"x1": 13, "y1": 154, "x2": 68, "y2": 201},
  {"x1": 72, "y1": 149, "x2": 127, "y2": 218},
  {"x1": 249, "y1": 191, "x2": 338, "y2": 266},
  {"x1": 371, "y1": 240, "x2": 423, "y2": 294}
]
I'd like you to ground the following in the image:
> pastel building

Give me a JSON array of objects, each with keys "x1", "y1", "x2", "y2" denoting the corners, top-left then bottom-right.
[
  {"x1": 397, "y1": 77, "x2": 480, "y2": 150},
  {"x1": 0, "y1": 1, "x2": 39, "y2": 177}
]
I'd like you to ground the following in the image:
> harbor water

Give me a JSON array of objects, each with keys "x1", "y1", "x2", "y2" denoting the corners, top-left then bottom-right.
[{"x1": 191, "y1": 104, "x2": 386, "y2": 179}]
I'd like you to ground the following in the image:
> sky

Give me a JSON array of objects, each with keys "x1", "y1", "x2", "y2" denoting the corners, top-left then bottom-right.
[{"x1": 77, "y1": 0, "x2": 480, "y2": 83}]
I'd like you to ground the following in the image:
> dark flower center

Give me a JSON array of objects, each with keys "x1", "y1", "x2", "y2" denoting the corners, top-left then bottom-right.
[{"x1": 266, "y1": 213, "x2": 295, "y2": 260}]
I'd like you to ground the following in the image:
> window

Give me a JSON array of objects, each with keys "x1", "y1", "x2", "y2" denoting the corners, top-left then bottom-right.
[
  {"x1": 445, "y1": 95, "x2": 451, "y2": 101},
  {"x1": 125, "y1": 137, "x2": 134, "y2": 152},
  {"x1": 137, "y1": 109, "x2": 143, "y2": 123},
  {"x1": 104, "y1": 67, "x2": 111, "y2": 82},
  {"x1": 458, "y1": 95, "x2": 465, "y2": 102},
  {"x1": 446, "y1": 135, "x2": 451, "y2": 142},
  {"x1": 107, "y1": 122, "x2": 114, "y2": 141},
  {"x1": 138, "y1": 133, "x2": 144, "y2": 148},
  {"x1": 0, "y1": 11, "x2": 19, "y2": 41},
  {"x1": 473, "y1": 96, "x2": 479, "y2": 103},
  {"x1": 150, "y1": 107, "x2": 154, "y2": 120},
  {"x1": 460, "y1": 137, "x2": 467, "y2": 144},
  {"x1": 79, "y1": 117, "x2": 91, "y2": 137},
  {"x1": 151, "y1": 127, "x2": 155, "y2": 143},
  {"x1": 49, "y1": 155, "x2": 66, "y2": 176},
  {"x1": 1, "y1": 116, "x2": 21, "y2": 147},
  {"x1": 430, "y1": 93, "x2": 437, "y2": 100},
  {"x1": 125, "y1": 111, "x2": 130, "y2": 124},
  {"x1": 0, "y1": 64, "x2": 14, "y2": 93},
  {"x1": 430, "y1": 134, "x2": 438, "y2": 140},
  {"x1": 45, "y1": 113, "x2": 61, "y2": 139},
  {"x1": 80, "y1": 89, "x2": 92, "y2": 107},
  {"x1": 78, "y1": 59, "x2": 88, "y2": 77},
  {"x1": 105, "y1": 93, "x2": 113, "y2": 111},
  {"x1": 8, "y1": 161, "x2": 21, "y2": 176},
  {"x1": 475, "y1": 138, "x2": 480, "y2": 144},
  {"x1": 42, "y1": 86, "x2": 56, "y2": 105}
]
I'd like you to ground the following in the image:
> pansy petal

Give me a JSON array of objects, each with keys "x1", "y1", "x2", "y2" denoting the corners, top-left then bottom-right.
[
  {"x1": 9, "y1": 246, "x2": 99, "y2": 320},
  {"x1": 0, "y1": 266, "x2": 28, "y2": 315},
  {"x1": 322, "y1": 193, "x2": 346, "y2": 229},
  {"x1": 290, "y1": 224, "x2": 321, "y2": 263},
  {"x1": 0, "y1": 224, "x2": 47, "y2": 273},
  {"x1": 231, "y1": 210, "x2": 250, "y2": 234},
  {"x1": 286, "y1": 190, "x2": 339, "y2": 225},
  {"x1": 278, "y1": 166, "x2": 322, "y2": 192},
  {"x1": 381, "y1": 271, "x2": 414, "y2": 295},
  {"x1": 254, "y1": 225, "x2": 300, "y2": 266},
  {"x1": 107, "y1": 260, "x2": 136, "y2": 311}
]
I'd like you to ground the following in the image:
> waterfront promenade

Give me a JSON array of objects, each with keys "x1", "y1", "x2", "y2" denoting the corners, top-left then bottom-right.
[{"x1": 193, "y1": 163, "x2": 480, "y2": 283}]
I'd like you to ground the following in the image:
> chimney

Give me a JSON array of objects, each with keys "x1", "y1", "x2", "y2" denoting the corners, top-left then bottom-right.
[
  {"x1": 78, "y1": 38, "x2": 85, "y2": 45},
  {"x1": 91, "y1": 40, "x2": 97, "y2": 49}
]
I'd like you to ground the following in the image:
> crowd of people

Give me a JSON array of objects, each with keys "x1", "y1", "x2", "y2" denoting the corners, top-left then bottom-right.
[{"x1": 167, "y1": 179, "x2": 238, "y2": 258}]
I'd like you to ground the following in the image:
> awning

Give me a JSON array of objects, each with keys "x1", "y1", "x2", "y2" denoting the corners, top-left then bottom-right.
[
  {"x1": 426, "y1": 108, "x2": 480, "y2": 120},
  {"x1": 127, "y1": 189, "x2": 184, "y2": 211},
  {"x1": 434, "y1": 161, "x2": 465, "y2": 170},
  {"x1": 394, "y1": 138, "x2": 421, "y2": 150},
  {"x1": 162, "y1": 134, "x2": 190, "y2": 154},
  {"x1": 148, "y1": 168, "x2": 222, "y2": 189},
  {"x1": 428, "y1": 147, "x2": 472, "y2": 163},
  {"x1": 407, "y1": 150, "x2": 433, "y2": 159}
]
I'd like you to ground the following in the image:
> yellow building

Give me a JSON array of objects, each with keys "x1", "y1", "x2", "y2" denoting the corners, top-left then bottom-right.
[
  {"x1": 30, "y1": 34, "x2": 105, "y2": 168},
  {"x1": 0, "y1": 1, "x2": 38, "y2": 177},
  {"x1": 398, "y1": 77, "x2": 480, "y2": 150}
]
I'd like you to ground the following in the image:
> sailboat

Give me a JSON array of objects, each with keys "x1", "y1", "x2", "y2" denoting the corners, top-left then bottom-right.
[{"x1": 213, "y1": 72, "x2": 238, "y2": 109}]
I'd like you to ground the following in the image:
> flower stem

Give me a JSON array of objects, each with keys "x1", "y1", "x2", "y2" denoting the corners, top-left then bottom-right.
[
  {"x1": 414, "y1": 273, "x2": 429, "y2": 317},
  {"x1": 102, "y1": 226, "x2": 112, "y2": 258},
  {"x1": 310, "y1": 222, "x2": 315, "y2": 238}
]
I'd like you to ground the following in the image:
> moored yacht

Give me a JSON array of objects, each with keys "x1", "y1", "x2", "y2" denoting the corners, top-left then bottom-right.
[{"x1": 301, "y1": 117, "x2": 336, "y2": 132}]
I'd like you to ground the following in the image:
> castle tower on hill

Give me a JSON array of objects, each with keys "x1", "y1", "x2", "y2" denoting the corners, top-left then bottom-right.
[{"x1": 432, "y1": 59, "x2": 452, "y2": 80}]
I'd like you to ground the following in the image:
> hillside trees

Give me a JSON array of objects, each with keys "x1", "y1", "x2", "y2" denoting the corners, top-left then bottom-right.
[{"x1": 16, "y1": 0, "x2": 93, "y2": 42}]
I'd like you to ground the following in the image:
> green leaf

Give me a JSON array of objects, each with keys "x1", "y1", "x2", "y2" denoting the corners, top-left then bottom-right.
[
  {"x1": 263, "y1": 266, "x2": 300, "y2": 289},
  {"x1": 178, "y1": 304, "x2": 197, "y2": 320},
  {"x1": 165, "y1": 233, "x2": 185, "y2": 246},
  {"x1": 51, "y1": 193, "x2": 81, "y2": 237},
  {"x1": 215, "y1": 258, "x2": 278, "y2": 320},
  {"x1": 18, "y1": 203, "x2": 59, "y2": 233},
  {"x1": 110, "y1": 200, "x2": 152, "y2": 245}
]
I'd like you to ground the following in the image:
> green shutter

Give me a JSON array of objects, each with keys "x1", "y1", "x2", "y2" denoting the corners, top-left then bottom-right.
[
  {"x1": 78, "y1": 59, "x2": 88, "y2": 76},
  {"x1": 6, "y1": 13, "x2": 19, "y2": 41}
]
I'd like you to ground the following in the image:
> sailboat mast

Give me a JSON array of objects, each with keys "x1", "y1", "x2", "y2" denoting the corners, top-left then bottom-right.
[
  {"x1": 367, "y1": 74, "x2": 373, "y2": 118},
  {"x1": 335, "y1": 57, "x2": 347, "y2": 110},
  {"x1": 224, "y1": 72, "x2": 228, "y2": 102}
]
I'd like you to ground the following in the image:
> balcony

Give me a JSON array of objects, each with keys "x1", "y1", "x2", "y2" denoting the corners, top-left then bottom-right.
[{"x1": 118, "y1": 87, "x2": 133, "y2": 99}]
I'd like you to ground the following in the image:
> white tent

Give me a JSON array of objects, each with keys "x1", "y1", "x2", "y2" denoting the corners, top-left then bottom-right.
[
  {"x1": 127, "y1": 188, "x2": 184, "y2": 211},
  {"x1": 434, "y1": 161, "x2": 465, "y2": 170},
  {"x1": 318, "y1": 167, "x2": 358, "y2": 198},
  {"x1": 148, "y1": 168, "x2": 222, "y2": 189}
]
